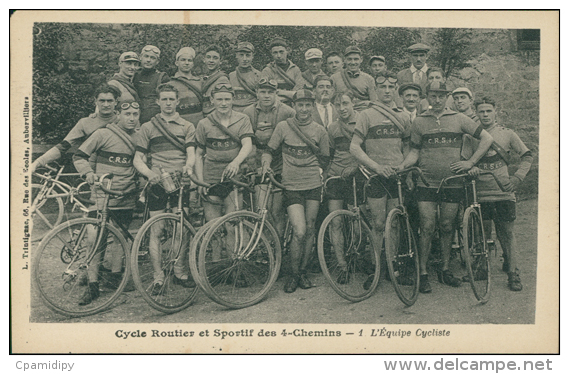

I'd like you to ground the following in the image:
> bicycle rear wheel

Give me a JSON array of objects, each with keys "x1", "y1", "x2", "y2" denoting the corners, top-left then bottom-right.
[
  {"x1": 33, "y1": 218, "x2": 130, "y2": 317},
  {"x1": 385, "y1": 208, "x2": 420, "y2": 306},
  {"x1": 131, "y1": 213, "x2": 198, "y2": 314},
  {"x1": 317, "y1": 210, "x2": 380, "y2": 302},
  {"x1": 32, "y1": 183, "x2": 64, "y2": 241},
  {"x1": 198, "y1": 211, "x2": 281, "y2": 309},
  {"x1": 462, "y1": 206, "x2": 491, "y2": 303}
]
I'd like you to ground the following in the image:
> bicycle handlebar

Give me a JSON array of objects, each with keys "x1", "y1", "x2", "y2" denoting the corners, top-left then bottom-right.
[
  {"x1": 266, "y1": 171, "x2": 286, "y2": 190},
  {"x1": 366, "y1": 167, "x2": 430, "y2": 187},
  {"x1": 71, "y1": 181, "x2": 95, "y2": 206},
  {"x1": 437, "y1": 171, "x2": 507, "y2": 194},
  {"x1": 188, "y1": 173, "x2": 254, "y2": 193}
]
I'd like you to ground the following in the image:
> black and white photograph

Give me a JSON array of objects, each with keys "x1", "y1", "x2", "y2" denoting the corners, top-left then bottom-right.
[{"x1": 10, "y1": 10, "x2": 558, "y2": 354}]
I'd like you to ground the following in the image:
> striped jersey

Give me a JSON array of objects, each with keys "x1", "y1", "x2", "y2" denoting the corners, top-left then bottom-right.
[{"x1": 327, "y1": 114, "x2": 359, "y2": 178}]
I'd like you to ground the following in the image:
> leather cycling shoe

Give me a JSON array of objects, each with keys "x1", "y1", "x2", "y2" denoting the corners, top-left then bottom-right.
[{"x1": 284, "y1": 276, "x2": 299, "y2": 293}]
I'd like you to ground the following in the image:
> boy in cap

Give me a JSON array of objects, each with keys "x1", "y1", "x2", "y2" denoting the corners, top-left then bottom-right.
[
  {"x1": 133, "y1": 84, "x2": 197, "y2": 291},
  {"x1": 331, "y1": 46, "x2": 378, "y2": 112},
  {"x1": 229, "y1": 42, "x2": 261, "y2": 112},
  {"x1": 260, "y1": 37, "x2": 306, "y2": 106},
  {"x1": 452, "y1": 87, "x2": 478, "y2": 121},
  {"x1": 349, "y1": 71, "x2": 411, "y2": 288},
  {"x1": 397, "y1": 43, "x2": 431, "y2": 94},
  {"x1": 31, "y1": 84, "x2": 120, "y2": 173},
  {"x1": 262, "y1": 90, "x2": 330, "y2": 293},
  {"x1": 302, "y1": 48, "x2": 325, "y2": 89},
  {"x1": 397, "y1": 82, "x2": 494, "y2": 293},
  {"x1": 201, "y1": 45, "x2": 231, "y2": 116},
  {"x1": 108, "y1": 51, "x2": 141, "y2": 107},
  {"x1": 312, "y1": 74, "x2": 338, "y2": 128},
  {"x1": 134, "y1": 45, "x2": 170, "y2": 124},
  {"x1": 169, "y1": 47, "x2": 204, "y2": 126},
  {"x1": 72, "y1": 100, "x2": 140, "y2": 305},
  {"x1": 369, "y1": 55, "x2": 387, "y2": 80},
  {"x1": 243, "y1": 78, "x2": 296, "y2": 237},
  {"x1": 463, "y1": 98, "x2": 533, "y2": 291}
]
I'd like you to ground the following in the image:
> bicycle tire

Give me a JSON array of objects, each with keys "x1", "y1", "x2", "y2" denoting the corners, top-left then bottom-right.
[
  {"x1": 198, "y1": 211, "x2": 281, "y2": 309},
  {"x1": 32, "y1": 183, "x2": 64, "y2": 240},
  {"x1": 462, "y1": 206, "x2": 491, "y2": 303},
  {"x1": 131, "y1": 213, "x2": 198, "y2": 314},
  {"x1": 317, "y1": 209, "x2": 381, "y2": 302},
  {"x1": 385, "y1": 207, "x2": 420, "y2": 306},
  {"x1": 188, "y1": 217, "x2": 222, "y2": 291},
  {"x1": 33, "y1": 218, "x2": 130, "y2": 317}
]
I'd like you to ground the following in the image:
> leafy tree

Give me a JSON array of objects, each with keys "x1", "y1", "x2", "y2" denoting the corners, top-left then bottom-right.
[
  {"x1": 358, "y1": 27, "x2": 421, "y2": 74},
  {"x1": 430, "y1": 28, "x2": 473, "y2": 78}
]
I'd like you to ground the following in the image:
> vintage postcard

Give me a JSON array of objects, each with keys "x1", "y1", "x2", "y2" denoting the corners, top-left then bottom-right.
[{"x1": 10, "y1": 10, "x2": 559, "y2": 354}]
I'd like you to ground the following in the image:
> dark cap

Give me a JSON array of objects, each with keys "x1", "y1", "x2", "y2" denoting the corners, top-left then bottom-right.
[
  {"x1": 270, "y1": 37, "x2": 288, "y2": 49},
  {"x1": 293, "y1": 89, "x2": 315, "y2": 102},
  {"x1": 344, "y1": 45, "x2": 362, "y2": 56},
  {"x1": 408, "y1": 43, "x2": 431, "y2": 54},
  {"x1": 211, "y1": 83, "x2": 235, "y2": 96},
  {"x1": 258, "y1": 78, "x2": 278, "y2": 91},
  {"x1": 426, "y1": 82, "x2": 450, "y2": 93},
  {"x1": 369, "y1": 55, "x2": 386, "y2": 64},
  {"x1": 237, "y1": 42, "x2": 254, "y2": 53},
  {"x1": 398, "y1": 82, "x2": 422, "y2": 97}
]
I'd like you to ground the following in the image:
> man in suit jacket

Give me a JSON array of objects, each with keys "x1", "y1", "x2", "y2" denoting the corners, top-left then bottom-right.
[
  {"x1": 312, "y1": 74, "x2": 339, "y2": 128},
  {"x1": 397, "y1": 43, "x2": 431, "y2": 95}
]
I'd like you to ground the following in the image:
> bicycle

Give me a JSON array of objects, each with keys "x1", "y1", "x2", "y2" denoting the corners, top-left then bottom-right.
[
  {"x1": 437, "y1": 170, "x2": 506, "y2": 304},
  {"x1": 317, "y1": 170, "x2": 381, "y2": 302},
  {"x1": 384, "y1": 167, "x2": 429, "y2": 306},
  {"x1": 130, "y1": 171, "x2": 199, "y2": 314},
  {"x1": 31, "y1": 162, "x2": 90, "y2": 241},
  {"x1": 33, "y1": 173, "x2": 136, "y2": 317},
  {"x1": 189, "y1": 171, "x2": 282, "y2": 309}
]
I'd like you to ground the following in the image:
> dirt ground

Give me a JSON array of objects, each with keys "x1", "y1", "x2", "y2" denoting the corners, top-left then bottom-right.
[{"x1": 29, "y1": 199, "x2": 538, "y2": 325}]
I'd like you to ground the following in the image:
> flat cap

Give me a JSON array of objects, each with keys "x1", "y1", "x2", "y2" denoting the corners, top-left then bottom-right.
[
  {"x1": 176, "y1": 47, "x2": 196, "y2": 60},
  {"x1": 398, "y1": 82, "x2": 423, "y2": 97},
  {"x1": 369, "y1": 55, "x2": 386, "y2": 63},
  {"x1": 305, "y1": 48, "x2": 323, "y2": 60},
  {"x1": 451, "y1": 87, "x2": 473, "y2": 98},
  {"x1": 119, "y1": 51, "x2": 140, "y2": 63},
  {"x1": 408, "y1": 43, "x2": 431, "y2": 53},
  {"x1": 237, "y1": 42, "x2": 254, "y2": 53},
  {"x1": 344, "y1": 45, "x2": 362, "y2": 56},
  {"x1": 426, "y1": 81, "x2": 450, "y2": 93},
  {"x1": 293, "y1": 89, "x2": 315, "y2": 102},
  {"x1": 270, "y1": 37, "x2": 288, "y2": 49}
]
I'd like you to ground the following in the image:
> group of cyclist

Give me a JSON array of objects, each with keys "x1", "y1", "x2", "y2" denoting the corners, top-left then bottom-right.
[{"x1": 32, "y1": 39, "x2": 533, "y2": 306}]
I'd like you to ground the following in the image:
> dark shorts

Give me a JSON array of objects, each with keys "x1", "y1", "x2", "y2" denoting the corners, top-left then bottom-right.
[
  {"x1": 88, "y1": 209, "x2": 134, "y2": 230},
  {"x1": 365, "y1": 176, "x2": 399, "y2": 199},
  {"x1": 148, "y1": 184, "x2": 190, "y2": 211},
  {"x1": 416, "y1": 186, "x2": 464, "y2": 204},
  {"x1": 283, "y1": 187, "x2": 322, "y2": 208},
  {"x1": 325, "y1": 173, "x2": 366, "y2": 204},
  {"x1": 480, "y1": 200, "x2": 516, "y2": 222}
]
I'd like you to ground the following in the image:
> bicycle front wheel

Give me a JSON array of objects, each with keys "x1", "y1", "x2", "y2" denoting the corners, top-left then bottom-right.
[
  {"x1": 385, "y1": 207, "x2": 420, "y2": 306},
  {"x1": 131, "y1": 213, "x2": 198, "y2": 313},
  {"x1": 32, "y1": 183, "x2": 64, "y2": 241},
  {"x1": 317, "y1": 210, "x2": 381, "y2": 302},
  {"x1": 198, "y1": 211, "x2": 281, "y2": 309},
  {"x1": 188, "y1": 217, "x2": 221, "y2": 291},
  {"x1": 33, "y1": 218, "x2": 130, "y2": 317},
  {"x1": 462, "y1": 206, "x2": 490, "y2": 303}
]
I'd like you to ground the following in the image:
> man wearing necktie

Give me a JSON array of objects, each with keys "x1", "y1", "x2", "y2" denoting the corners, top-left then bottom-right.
[
  {"x1": 397, "y1": 43, "x2": 431, "y2": 96},
  {"x1": 312, "y1": 74, "x2": 338, "y2": 128}
]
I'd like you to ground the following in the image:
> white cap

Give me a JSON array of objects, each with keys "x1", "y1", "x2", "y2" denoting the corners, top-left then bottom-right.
[{"x1": 176, "y1": 47, "x2": 196, "y2": 60}]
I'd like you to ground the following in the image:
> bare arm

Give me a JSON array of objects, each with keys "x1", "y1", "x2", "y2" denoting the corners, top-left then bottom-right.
[
  {"x1": 223, "y1": 137, "x2": 253, "y2": 179},
  {"x1": 451, "y1": 129, "x2": 493, "y2": 173},
  {"x1": 133, "y1": 151, "x2": 160, "y2": 184},
  {"x1": 183, "y1": 146, "x2": 196, "y2": 176},
  {"x1": 194, "y1": 147, "x2": 205, "y2": 183},
  {"x1": 350, "y1": 134, "x2": 395, "y2": 178},
  {"x1": 31, "y1": 147, "x2": 62, "y2": 173},
  {"x1": 397, "y1": 147, "x2": 420, "y2": 171}
]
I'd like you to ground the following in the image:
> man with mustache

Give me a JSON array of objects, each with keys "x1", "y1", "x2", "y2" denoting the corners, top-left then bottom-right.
[
  {"x1": 260, "y1": 37, "x2": 306, "y2": 107},
  {"x1": 312, "y1": 74, "x2": 338, "y2": 128},
  {"x1": 229, "y1": 42, "x2": 261, "y2": 112}
]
